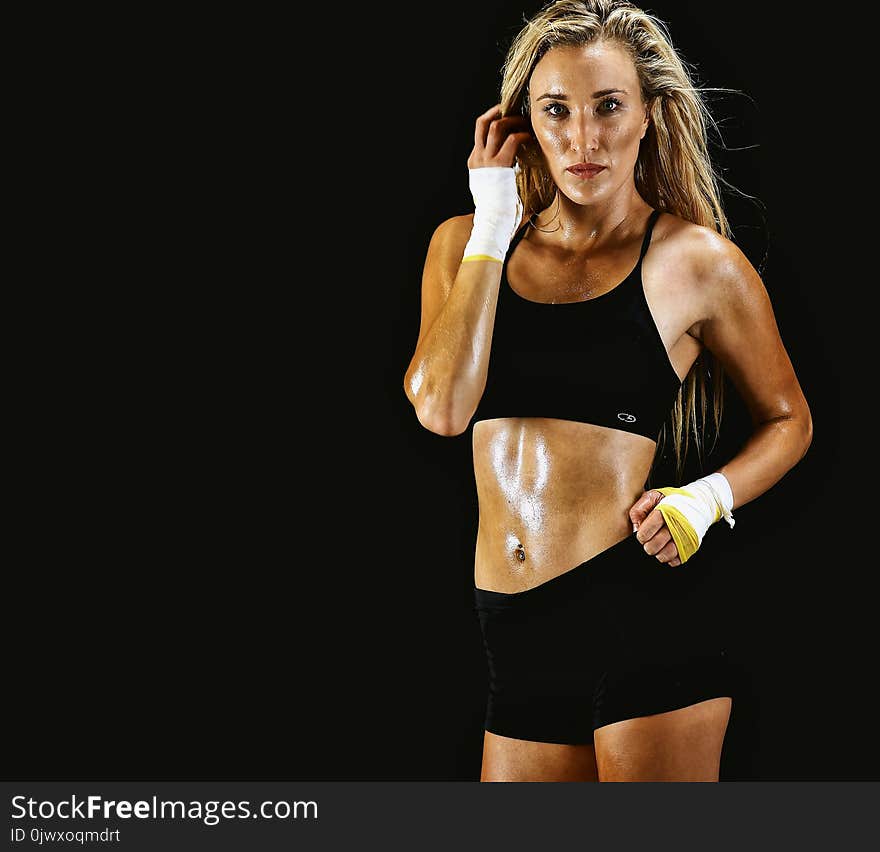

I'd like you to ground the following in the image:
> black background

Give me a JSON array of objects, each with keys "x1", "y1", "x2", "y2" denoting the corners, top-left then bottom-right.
[{"x1": 11, "y1": 1, "x2": 874, "y2": 782}]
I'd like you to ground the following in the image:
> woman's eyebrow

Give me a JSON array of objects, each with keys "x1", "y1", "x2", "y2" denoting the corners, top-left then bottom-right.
[{"x1": 536, "y1": 88, "x2": 628, "y2": 100}]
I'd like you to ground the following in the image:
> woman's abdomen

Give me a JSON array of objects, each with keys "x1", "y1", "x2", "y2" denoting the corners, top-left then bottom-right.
[{"x1": 472, "y1": 417, "x2": 658, "y2": 594}]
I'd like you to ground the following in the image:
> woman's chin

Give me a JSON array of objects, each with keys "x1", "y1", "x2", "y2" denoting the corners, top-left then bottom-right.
[{"x1": 556, "y1": 185, "x2": 603, "y2": 205}]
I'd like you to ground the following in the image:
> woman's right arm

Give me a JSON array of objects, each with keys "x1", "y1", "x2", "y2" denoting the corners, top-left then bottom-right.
[
  {"x1": 403, "y1": 217, "x2": 506, "y2": 436},
  {"x1": 403, "y1": 103, "x2": 532, "y2": 436}
]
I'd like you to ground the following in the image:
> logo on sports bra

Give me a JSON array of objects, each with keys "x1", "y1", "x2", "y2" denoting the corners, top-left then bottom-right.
[{"x1": 617, "y1": 412, "x2": 637, "y2": 423}]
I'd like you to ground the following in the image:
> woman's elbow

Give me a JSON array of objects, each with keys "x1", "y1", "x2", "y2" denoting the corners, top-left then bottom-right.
[
  {"x1": 403, "y1": 389, "x2": 465, "y2": 436},
  {"x1": 787, "y1": 404, "x2": 813, "y2": 463},
  {"x1": 800, "y1": 412, "x2": 813, "y2": 458},
  {"x1": 403, "y1": 371, "x2": 469, "y2": 436},
  {"x1": 412, "y1": 399, "x2": 468, "y2": 437}
]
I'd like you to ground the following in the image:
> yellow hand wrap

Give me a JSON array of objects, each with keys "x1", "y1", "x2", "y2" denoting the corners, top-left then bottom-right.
[{"x1": 651, "y1": 473, "x2": 736, "y2": 565}]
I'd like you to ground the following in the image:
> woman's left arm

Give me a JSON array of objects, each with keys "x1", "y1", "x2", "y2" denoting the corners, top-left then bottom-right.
[
  {"x1": 694, "y1": 233, "x2": 813, "y2": 509},
  {"x1": 631, "y1": 230, "x2": 813, "y2": 566}
]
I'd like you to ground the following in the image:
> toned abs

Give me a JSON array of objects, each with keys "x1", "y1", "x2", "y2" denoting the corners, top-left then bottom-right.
[
  {"x1": 471, "y1": 215, "x2": 703, "y2": 593},
  {"x1": 472, "y1": 418, "x2": 658, "y2": 592}
]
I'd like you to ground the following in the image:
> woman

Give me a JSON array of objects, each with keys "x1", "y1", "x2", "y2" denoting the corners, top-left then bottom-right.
[{"x1": 403, "y1": 0, "x2": 811, "y2": 782}]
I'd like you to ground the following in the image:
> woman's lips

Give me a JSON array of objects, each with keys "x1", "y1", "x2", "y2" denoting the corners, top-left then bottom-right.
[{"x1": 566, "y1": 165, "x2": 606, "y2": 179}]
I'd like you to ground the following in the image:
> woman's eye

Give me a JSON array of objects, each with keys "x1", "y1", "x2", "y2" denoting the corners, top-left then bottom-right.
[
  {"x1": 542, "y1": 99, "x2": 622, "y2": 117},
  {"x1": 543, "y1": 102, "x2": 567, "y2": 117}
]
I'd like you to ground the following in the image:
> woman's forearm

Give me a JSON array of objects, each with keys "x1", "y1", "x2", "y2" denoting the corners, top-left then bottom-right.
[
  {"x1": 715, "y1": 412, "x2": 813, "y2": 510},
  {"x1": 404, "y1": 260, "x2": 503, "y2": 435}
]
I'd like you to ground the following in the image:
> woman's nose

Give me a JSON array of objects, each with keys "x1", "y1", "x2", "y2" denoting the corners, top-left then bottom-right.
[{"x1": 569, "y1": 112, "x2": 599, "y2": 154}]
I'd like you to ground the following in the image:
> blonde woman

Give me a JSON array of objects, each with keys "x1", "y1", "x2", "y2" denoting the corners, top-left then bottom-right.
[{"x1": 403, "y1": 0, "x2": 811, "y2": 782}]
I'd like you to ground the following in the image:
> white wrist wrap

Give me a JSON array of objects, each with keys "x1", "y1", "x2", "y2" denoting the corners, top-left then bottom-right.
[
  {"x1": 461, "y1": 166, "x2": 524, "y2": 264},
  {"x1": 653, "y1": 472, "x2": 736, "y2": 564}
]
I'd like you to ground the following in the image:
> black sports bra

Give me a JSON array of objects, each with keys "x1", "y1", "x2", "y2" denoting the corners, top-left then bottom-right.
[{"x1": 470, "y1": 208, "x2": 682, "y2": 442}]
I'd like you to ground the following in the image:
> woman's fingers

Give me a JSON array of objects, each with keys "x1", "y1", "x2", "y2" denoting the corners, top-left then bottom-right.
[
  {"x1": 654, "y1": 538, "x2": 680, "y2": 565},
  {"x1": 640, "y1": 525, "x2": 670, "y2": 556},
  {"x1": 474, "y1": 103, "x2": 502, "y2": 147},
  {"x1": 497, "y1": 131, "x2": 533, "y2": 163},
  {"x1": 485, "y1": 115, "x2": 529, "y2": 154},
  {"x1": 638, "y1": 519, "x2": 682, "y2": 565},
  {"x1": 472, "y1": 104, "x2": 532, "y2": 167},
  {"x1": 636, "y1": 505, "x2": 668, "y2": 544},
  {"x1": 629, "y1": 489, "x2": 681, "y2": 566},
  {"x1": 630, "y1": 489, "x2": 665, "y2": 531}
]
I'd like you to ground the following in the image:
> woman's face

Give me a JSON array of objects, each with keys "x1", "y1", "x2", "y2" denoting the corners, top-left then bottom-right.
[{"x1": 526, "y1": 40, "x2": 649, "y2": 205}]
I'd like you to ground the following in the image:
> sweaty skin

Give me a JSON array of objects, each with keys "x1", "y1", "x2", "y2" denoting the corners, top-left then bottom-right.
[
  {"x1": 406, "y1": 33, "x2": 811, "y2": 784},
  {"x1": 406, "y1": 39, "x2": 811, "y2": 596},
  {"x1": 473, "y1": 418, "x2": 657, "y2": 591},
  {"x1": 471, "y1": 40, "x2": 700, "y2": 592},
  {"x1": 472, "y1": 210, "x2": 698, "y2": 593}
]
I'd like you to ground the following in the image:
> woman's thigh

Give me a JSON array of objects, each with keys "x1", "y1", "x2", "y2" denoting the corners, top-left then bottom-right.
[
  {"x1": 481, "y1": 729, "x2": 599, "y2": 782},
  {"x1": 593, "y1": 696, "x2": 732, "y2": 782}
]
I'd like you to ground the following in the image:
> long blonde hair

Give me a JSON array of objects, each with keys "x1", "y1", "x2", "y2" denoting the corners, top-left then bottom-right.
[{"x1": 500, "y1": 0, "x2": 740, "y2": 484}]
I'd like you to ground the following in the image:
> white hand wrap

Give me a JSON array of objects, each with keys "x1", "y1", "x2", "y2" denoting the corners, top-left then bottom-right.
[
  {"x1": 461, "y1": 166, "x2": 524, "y2": 264},
  {"x1": 651, "y1": 472, "x2": 736, "y2": 564}
]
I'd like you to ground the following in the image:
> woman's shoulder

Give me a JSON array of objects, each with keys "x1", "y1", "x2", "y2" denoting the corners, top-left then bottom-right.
[
  {"x1": 433, "y1": 212, "x2": 474, "y2": 235},
  {"x1": 650, "y1": 210, "x2": 762, "y2": 328},
  {"x1": 426, "y1": 214, "x2": 473, "y2": 260},
  {"x1": 653, "y1": 210, "x2": 748, "y2": 282}
]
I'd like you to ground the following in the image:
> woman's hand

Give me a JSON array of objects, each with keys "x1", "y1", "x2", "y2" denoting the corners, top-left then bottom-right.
[
  {"x1": 629, "y1": 489, "x2": 682, "y2": 567},
  {"x1": 467, "y1": 103, "x2": 533, "y2": 169}
]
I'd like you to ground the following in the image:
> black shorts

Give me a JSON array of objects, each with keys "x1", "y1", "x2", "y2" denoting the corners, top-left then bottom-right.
[{"x1": 473, "y1": 531, "x2": 734, "y2": 745}]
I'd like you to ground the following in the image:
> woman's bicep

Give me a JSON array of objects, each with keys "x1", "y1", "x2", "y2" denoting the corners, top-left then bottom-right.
[{"x1": 699, "y1": 238, "x2": 810, "y2": 426}]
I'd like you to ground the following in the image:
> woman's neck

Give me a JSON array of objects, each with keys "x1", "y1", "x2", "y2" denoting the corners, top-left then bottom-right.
[{"x1": 533, "y1": 186, "x2": 651, "y2": 251}]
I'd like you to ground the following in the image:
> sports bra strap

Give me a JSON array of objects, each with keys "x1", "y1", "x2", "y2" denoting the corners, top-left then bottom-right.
[{"x1": 637, "y1": 209, "x2": 661, "y2": 261}]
